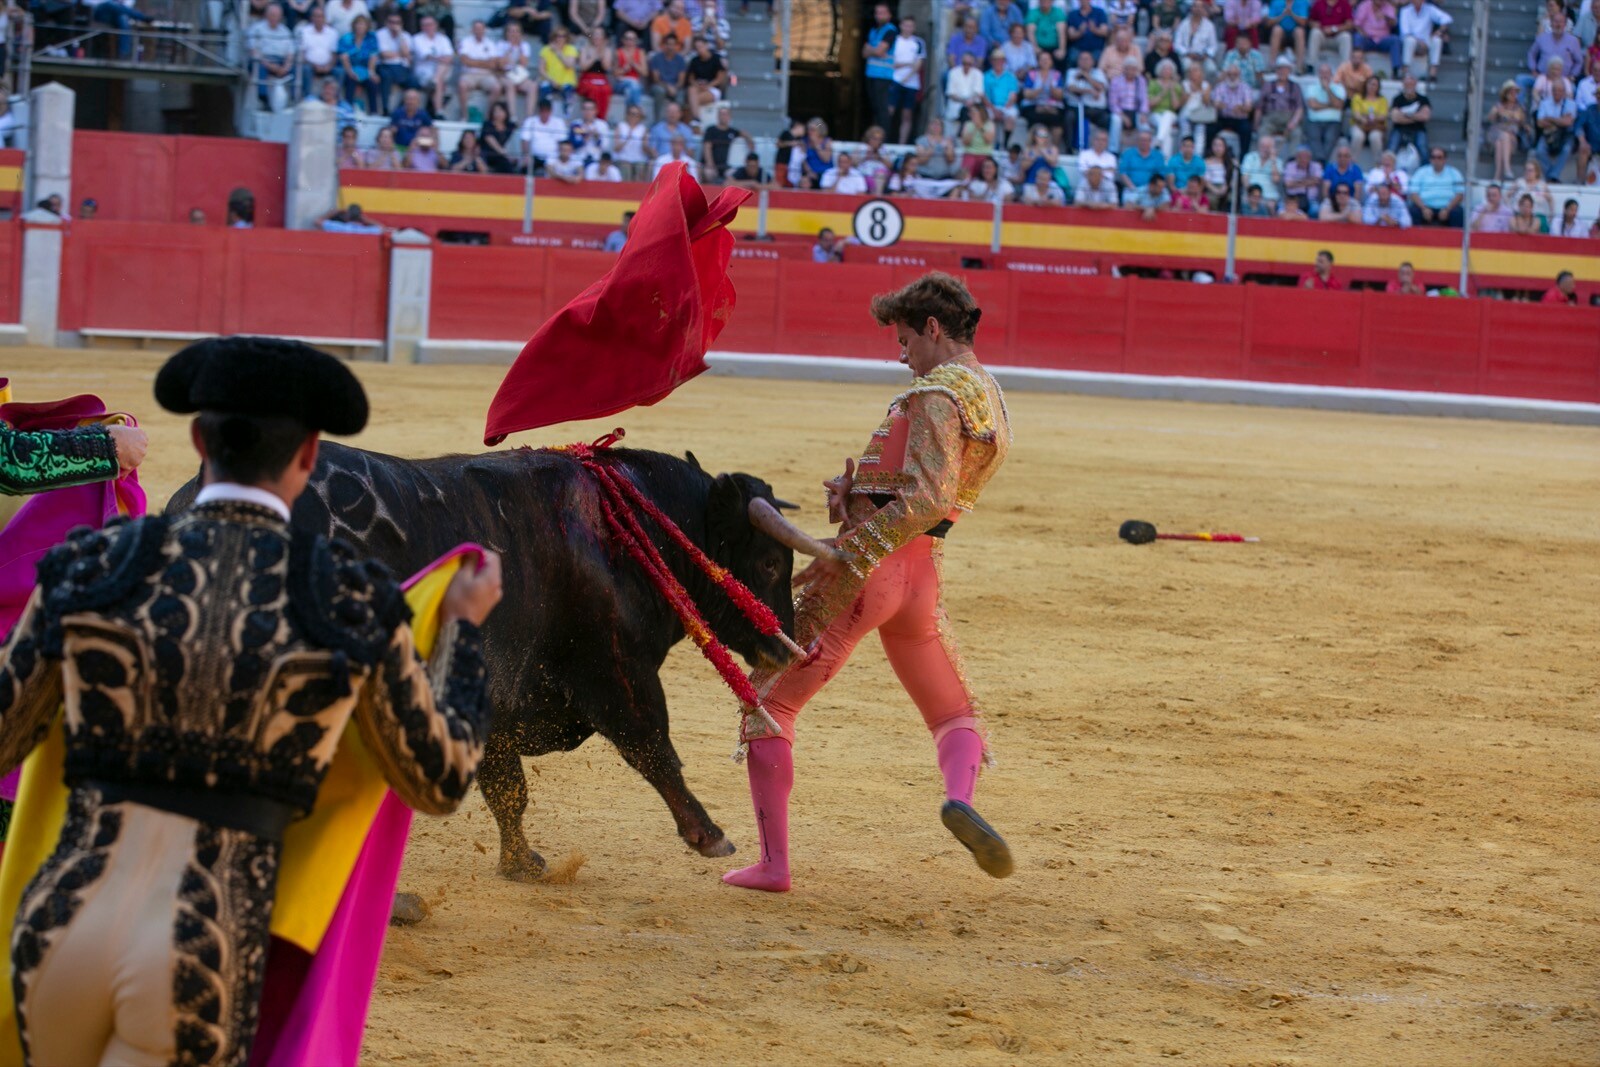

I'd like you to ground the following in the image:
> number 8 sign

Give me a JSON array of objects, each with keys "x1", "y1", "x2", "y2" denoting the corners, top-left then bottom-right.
[{"x1": 851, "y1": 199, "x2": 905, "y2": 248}]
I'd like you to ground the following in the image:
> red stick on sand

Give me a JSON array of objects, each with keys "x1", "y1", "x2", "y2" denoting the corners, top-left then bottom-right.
[{"x1": 1119, "y1": 520, "x2": 1259, "y2": 544}]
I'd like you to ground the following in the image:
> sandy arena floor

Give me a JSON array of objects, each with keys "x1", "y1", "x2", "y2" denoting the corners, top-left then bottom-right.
[{"x1": 6, "y1": 348, "x2": 1598, "y2": 1066}]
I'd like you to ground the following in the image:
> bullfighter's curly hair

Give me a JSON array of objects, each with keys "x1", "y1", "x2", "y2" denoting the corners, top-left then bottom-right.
[{"x1": 869, "y1": 271, "x2": 982, "y2": 344}]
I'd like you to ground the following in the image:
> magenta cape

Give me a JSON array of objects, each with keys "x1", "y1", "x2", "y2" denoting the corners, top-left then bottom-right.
[
  {"x1": 249, "y1": 545, "x2": 485, "y2": 1067},
  {"x1": 0, "y1": 394, "x2": 145, "y2": 801}
]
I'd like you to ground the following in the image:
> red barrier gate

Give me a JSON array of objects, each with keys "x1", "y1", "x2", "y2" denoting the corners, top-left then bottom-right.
[
  {"x1": 58, "y1": 222, "x2": 386, "y2": 341},
  {"x1": 72, "y1": 132, "x2": 288, "y2": 227}
]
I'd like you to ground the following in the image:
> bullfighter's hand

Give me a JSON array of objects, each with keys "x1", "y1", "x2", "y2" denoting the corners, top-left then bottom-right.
[
  {"x1": 824, "y1": 456, "x2": 855, "y2": 525},
  {"x1": 444, "y1": 550, "x2": 504, "y2": 626},
  {"x1": 791, "y1": 537, "x2": 847, "y2": 588},
  {"x1": 109, "y1": 424, "x2": 148, "y2": 473}
]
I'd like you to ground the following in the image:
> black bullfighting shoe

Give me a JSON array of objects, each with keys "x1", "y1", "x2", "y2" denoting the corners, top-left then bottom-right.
[{"x1": 941, "y1": 800, "x2": 1014, "y2": 879}]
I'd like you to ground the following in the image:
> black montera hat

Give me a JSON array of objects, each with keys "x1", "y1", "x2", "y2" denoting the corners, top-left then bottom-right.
[{"x1": 155, "y1": 336, "x2": 369, "y2": 435}]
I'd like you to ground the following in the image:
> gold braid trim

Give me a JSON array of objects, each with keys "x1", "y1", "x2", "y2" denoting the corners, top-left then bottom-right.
[{"x1": 889, "y1": 364, "x2": 1000, "y2": 443}]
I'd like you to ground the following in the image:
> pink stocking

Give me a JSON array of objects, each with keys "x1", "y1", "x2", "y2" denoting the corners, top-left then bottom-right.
[
  {"x1": 722, "y1": 737, "x2": 793, "y2": 892},
  {"x1": 937, "y1": 728, "x2": 983, "y2": 805}
]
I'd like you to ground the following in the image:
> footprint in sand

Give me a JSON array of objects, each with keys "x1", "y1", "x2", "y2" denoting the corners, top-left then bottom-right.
[{"x1": 1201, "y1": 922, "x2": 1266, "y2": 946}]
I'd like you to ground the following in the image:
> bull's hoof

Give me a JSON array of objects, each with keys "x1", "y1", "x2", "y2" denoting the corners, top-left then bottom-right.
[
  {"x1": 695, "y1": 835, "x2": 737, "y2": 859},
  {"x1": 390, "y1": 892, "x2": 430, "y2": 926},
  {"x1": 499, "y1": 849, "x2": 549, "y2": 884}
]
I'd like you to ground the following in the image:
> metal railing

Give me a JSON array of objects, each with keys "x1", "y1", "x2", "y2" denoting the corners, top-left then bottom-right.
[{"x1": 23, "y1": 0, "x2": 241, "y2": 78}]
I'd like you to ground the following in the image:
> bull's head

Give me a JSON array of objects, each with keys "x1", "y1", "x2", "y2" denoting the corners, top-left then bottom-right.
[{"x1": 700, "y1": 463, "x2": 838, "y2": 673}]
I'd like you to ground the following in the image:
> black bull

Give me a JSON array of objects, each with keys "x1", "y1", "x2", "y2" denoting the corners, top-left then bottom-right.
[{"x1": 168, "y1": 442, "x2": 803, "y2": 880}]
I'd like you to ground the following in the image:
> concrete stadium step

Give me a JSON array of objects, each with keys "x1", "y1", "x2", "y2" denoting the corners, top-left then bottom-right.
[{"x1": 453, "y1": 0, "x2": 500, "y2": 31}]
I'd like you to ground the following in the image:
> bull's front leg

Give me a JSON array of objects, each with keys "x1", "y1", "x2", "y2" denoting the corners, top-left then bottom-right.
[
  {"x1": 597, "y1": 671, "x2": 736, "y2": 859},
  {"x1": 478, "y1": 727, "x2": 548, "y2": 882}
]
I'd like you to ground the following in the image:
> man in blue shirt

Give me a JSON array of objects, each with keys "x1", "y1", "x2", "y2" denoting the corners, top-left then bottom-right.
[
  {"x1": 1117, "y1": 128, "x2": 1166, "y2": 193},
  {"x1": 947, "y1": 16, "x2": 989, "y2": 68},
  {"x1": 863, "y1": 3, "x2": 898, "y2": 131},
  {"x1": 648, "y1": 101, "x2": 698, "y2": 157},
  {"x1": 980, "y1": 0, "x2": 1025, "y2": 52},
  {"x1": 1065, "y1": 0, "x2": 1108, "y2": 63},
  {"x1": 1163, "y1": 134, "x2": 1206, "y2": 189},
  {"x1": 1532, "y1": 77, "x2": 1579, "y2": 179},
  {"x1": 984, "y1": 50, "x2": 1021, "y2": 141},
  {"x1": 1266, "y1": 0, "x2": 1309, "y2": 73},
  {"x1": 1406, "y1": 146, "x2": 1464, "y2": 227},
  {"x1": 387, "y1": 88, "x2": 432, "y2": 148},
  {"x1": 1319, "y1": 142, "x2": 1363, "y2": 202},
  {"x1": 1129, "y1": 174, "x2": 1171, "y2": 217},
  {"x1": 604, "y1": 211, "x2": 634, "y2": 252}
]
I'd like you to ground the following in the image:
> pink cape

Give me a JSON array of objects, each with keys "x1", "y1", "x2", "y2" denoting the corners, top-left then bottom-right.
[
  {"x1": 250, "y1": 546, "x2": 483, "y2": 1067},
  {"x1": 250, "y1": 793, "x2": 414, "y2": 1067}
]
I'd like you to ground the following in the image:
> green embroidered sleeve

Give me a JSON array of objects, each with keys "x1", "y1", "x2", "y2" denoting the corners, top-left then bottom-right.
[{"x1": 0, "y1": 425, "x2": 119, "y2": 496}]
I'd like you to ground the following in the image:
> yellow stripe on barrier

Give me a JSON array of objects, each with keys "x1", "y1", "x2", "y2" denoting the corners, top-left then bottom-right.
[
  {"x1": 1003, "y1": 220, "x2": 1227, "y2": 257},
  {"x1": 341, "y1": 185, "x2": 526, "y2": 219},
  {"x1": 0, "y1": 167, "x2": 21, "y2": 193},
  {"x1": 341, "y1": 182, "x2": 1594, "y2": 283}
]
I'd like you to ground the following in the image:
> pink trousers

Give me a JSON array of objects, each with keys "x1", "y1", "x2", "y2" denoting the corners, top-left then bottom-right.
[{"x1": 758, "y1": 536, "x2": 980, "y2": 746}]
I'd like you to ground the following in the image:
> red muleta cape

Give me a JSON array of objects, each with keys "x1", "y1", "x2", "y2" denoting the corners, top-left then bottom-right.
[{"x1": 483, "y1": 163, "x2": 750, "y2": 445}]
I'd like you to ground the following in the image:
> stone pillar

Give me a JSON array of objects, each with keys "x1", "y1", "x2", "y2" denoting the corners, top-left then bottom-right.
[
  {"x1": 20, "y1": 211, "x2": 65, "y2": 347},
  {"x1": 27, "y1": 82, "x2": 75, "y2": 210},
  {"x1": 285, "y1": 98, "x2": 339, "y2": 231},
  {"x1": 386, "y1": 229, "x2": 433, "y2": 364}
]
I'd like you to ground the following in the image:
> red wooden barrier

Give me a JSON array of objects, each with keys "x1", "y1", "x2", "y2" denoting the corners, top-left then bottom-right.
[
  {"x1": 1360, "y1": 291, "x2": 1484, "y2": 394},
  {"x1": 1125, "y1": 280, "x2": 1247, "y2": 379},
  {"x1": 73, "y1": 132, "x2": 288, "y2": 227},
  {"x1": 0, "y1": 223, "x2": 21, "y2": 325},
  {"x1": 1479, "y1": 302, "x2": 1600, "y2": 403},
  {"x1": 424, "y1": 245, "x2": 1600, "y2": 404},
  {"x1": 58, "y1": 222, "x2": 386, "y2": 340}
]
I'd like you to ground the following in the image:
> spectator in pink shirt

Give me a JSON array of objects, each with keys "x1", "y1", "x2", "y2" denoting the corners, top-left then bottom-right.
[
  {"x1": 1351, "y1": 0, "x2": 1401, "y2": 71},
  {"x1": 1468, "y1": 183, "x2": 1512, "y2": 232},
  {"x1": 1224, "y1": 0, "x2": 1265, "y2": 49}
]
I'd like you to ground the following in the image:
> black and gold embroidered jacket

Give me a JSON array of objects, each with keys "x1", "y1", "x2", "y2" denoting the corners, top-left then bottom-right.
[{"x1": 0, "y1": 500, "x2": 489, "y2": 819}]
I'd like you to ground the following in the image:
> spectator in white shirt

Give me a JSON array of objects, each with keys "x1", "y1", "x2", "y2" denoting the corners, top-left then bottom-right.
[
  {"x1": 1021, "y1": 169, "x2": 1066, "y2": 204},
  {"x1": 325, "y1": 0, "x2": 370, "y2": 37},
  {"x1": 569, "y1": 97, "x2": 611, "y2": 164},
  {"x1": 612, "y1": 102, "x2": 651, "y2": 181},
  {"x1": 410, "y1": 15, "x2": 454, "y2": 117},
  {"x1": 1174, "y1": 6, "x2": 1218, "y2": 73},
  {"x1": 1001, "y1": 23, "x2": 1037, "y2": 75},
  {"x1": 1397, "y1": 0, "x2": 1450, "y2": 78},
  {"x1": 890, "y1": 16, "x2": 927, "y2": 144},
  {"x1": 547, "y1": 141, "x2": 585, "y2": 183},
  {"x1": 946, "y1": 50, "x2": 986, "y2": 123},
  {"x1": 501, "y1": 22, "x2": 538, "y2": 121},
  {"x1": 519, "y1": 98, "x2": 570, "y2": 171},
  {"x1": 375, "y1": 11, "x2": 415, "y2": 113},
  {"x1": 1077, "y1": 126, "x2": 1118, "y2": 181},
  {"x1": 652, "y1": 135, "x2": 701, "y2": 178},
  {"x1": 820, "y1": 152, "x2": 871, "y2": 194},
  {"x1": 585, "y1": 152, "x2": 625, "y2": 181},
  {"x1": 249, "y1": 5, "x2": 297, "y2": 112},
  {"x1": 458, "y1": 20, "x2": 505, "y2": 122},
  {"x1": 296, "y1": 5, "x2": 340, "y2": 98}
]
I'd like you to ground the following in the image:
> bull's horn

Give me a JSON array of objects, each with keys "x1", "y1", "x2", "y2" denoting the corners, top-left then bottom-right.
[
  {"x1": 748, "y1": 498, "x2": 846, "y2": 560},
  {"x1": 771, "y1": 497, "x2": 799, "y2": 511}
]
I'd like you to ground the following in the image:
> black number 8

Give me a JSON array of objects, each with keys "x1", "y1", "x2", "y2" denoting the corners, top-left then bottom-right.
[{"x1": 868, "y1": 206, "x2": 888, "y2": 242}]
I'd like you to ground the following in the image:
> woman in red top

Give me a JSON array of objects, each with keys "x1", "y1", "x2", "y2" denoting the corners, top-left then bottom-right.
[{"x1": 613, "y1": 28, "x2": 649, "y2": 109}]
